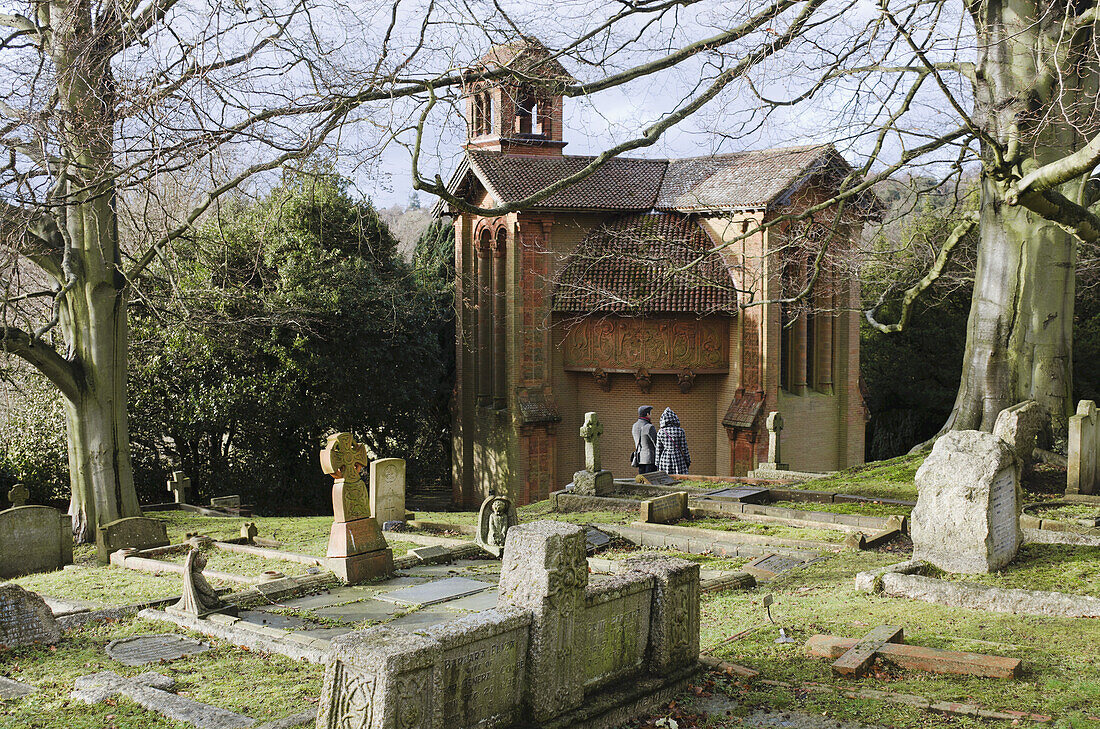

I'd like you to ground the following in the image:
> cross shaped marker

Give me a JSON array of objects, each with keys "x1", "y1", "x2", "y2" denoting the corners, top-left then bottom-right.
[
  {"x1": 167, "y1": 471, "x2": 190, "y2": 504},
  {"x1": 7, "y1": 483, "x2": 28, "y2": 507},
  {"x1": 320, "y1": 432, "x2": 369, "y2": 485}
]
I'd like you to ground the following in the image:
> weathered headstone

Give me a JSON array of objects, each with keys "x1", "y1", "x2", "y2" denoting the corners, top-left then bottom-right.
[
  {"x1": 0, "y1": 505, "x2": 73, "y2": 578},
  {"x1": 911, "y1": 430, "x2": 1021, "y2": 573},
  {"x1": 585, "y1": 526, "x2": 612, "y2": 554},
  {"x1": 72, "y1": 671, "x2": 253, "y2": 729},
  {"x1": 209, "y1": 495, "x2": 241, "y2": 509},
  {"x1": 742, "y1": 553, "x2": 807, "y2": 580},
  {"x1": 759, "y1": 411, "x2": 789, "y2": 471},
  {"x1": 572, "y1": 411, "x2": 613, "y2": 496},
  {"x1": 321, "y1": 432, "x2": 393, "y2": 583},
  {"x1": 316, "y1": 520, "x2": 701, "y2": 729},
  {"x1": 992, "y1": 400, "x2": 1047, "y2": 466},
  {"x1": 1068, "y1": 400, "x2": 1100, "y2": 497},
  {"x1": 368, "y1": 458, "x2": 406, "y2": 525},
  {"x1": 636, "y1": 470, "x2": 678, "y2": 486},
  {"x1": 640, "y1": 491, "x2": 689, "y2": 524},
  {"x1": 408, "y1": 545, "x2": 450, "y2": 563},
  {"x1": 167, "y1": 471, "x2": 190, "y2": 504},
  {"x1": 0, "y1": 583, "x2": 62, "y2": 649},
  {"x1": 106, "y1": 634, "x2": 211, "y2": 666},
  {"x1": 241, "y1": 522, "x2": 258, "y2": 543},
  {"x1": 96, "y1": 516, "x2": 169, "y2": 563},
  {"x1": 700, "y1": 486, "x2": 771, "y2": 504},
  {"x1": 7, "y1": 482, "x2": 28, "y2": 507},
  {"x1": 475, "y1": 494, "x2": 518, "y2": 558}
]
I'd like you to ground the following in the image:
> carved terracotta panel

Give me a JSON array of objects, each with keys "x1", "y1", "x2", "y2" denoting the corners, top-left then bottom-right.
[{"x1": 561, "y1": 317, "x2": 729, "y2": 374}]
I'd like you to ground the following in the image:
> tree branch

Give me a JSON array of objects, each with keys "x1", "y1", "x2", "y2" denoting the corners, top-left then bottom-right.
[
  {"x1": 865, "y1": 212, "x2": 978, "y2": 333},
  {"x1": 0, "y1": 326, "x2": 80, "y2": 402},
  {"x1": 1011, "y1": 131, "x2": 1100, "y2": 200}
]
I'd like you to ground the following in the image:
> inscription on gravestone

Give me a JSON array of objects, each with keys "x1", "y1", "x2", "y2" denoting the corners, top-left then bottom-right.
[
  {"x1": 583, "y1": 589, "x2": 650, "y2": 687},
  {"x1": 989, "y1": 468, "x2": 1018, "y2": 555},
  {"x1": 440, "y1": 630, "x2": 523, "y2": 726}
]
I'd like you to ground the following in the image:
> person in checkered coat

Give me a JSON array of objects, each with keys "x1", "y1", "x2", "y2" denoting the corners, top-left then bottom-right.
[{"x1": 655, "y1": 407, "x2": 691, "y2": 474}]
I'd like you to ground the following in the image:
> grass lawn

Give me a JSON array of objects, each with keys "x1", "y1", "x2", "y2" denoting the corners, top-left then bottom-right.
[
  {"x1": 702, "y1": 549, "x2": 1100, "y2": 727},
  {"x1": 0, "y1": 618, "x2": 322, "y2": 729},
  {"x1": 786, "y1": 454, "x2": 923, "y2": 501},
  {"x1": 769, "y1": 499, "x2": 913, "y2": 518}
]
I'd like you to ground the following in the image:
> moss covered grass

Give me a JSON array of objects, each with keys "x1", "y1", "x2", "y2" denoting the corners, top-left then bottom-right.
[
  {"x1": 685, "y1": 517, "x2": 848, "y2": 544},
  {"x1": 597, "y1": 547, "x2": 749, "y2": 572},
  {"x1": 934, "y1": 543, "x2": 1100, "y2": 598},
  {"x1": 0, "y1": 618, "x2": 321, "y2": 729},
  {"x1": 12, "y1": 549, "x2": 182, "y2": 607},
  {"x1": 700, "y1": 549, "x2": 1100, "y2": 727},
  {"x1": 145, "y1": 512, "x2": 335, "y2": 556},
  {"x1": 786, "y1": 454, "x2": 923, "y2": 501},
  {"x1": 769, "y1": 499, "x2": 913, "y2": 518}
]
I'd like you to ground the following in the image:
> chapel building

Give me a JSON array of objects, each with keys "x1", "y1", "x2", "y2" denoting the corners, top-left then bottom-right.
[{"x1": 444, "y1": 39, "x2": 868, "y2": 508}]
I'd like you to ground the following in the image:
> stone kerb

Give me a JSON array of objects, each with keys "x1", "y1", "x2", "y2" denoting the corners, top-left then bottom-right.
[
  {"x1": 369, "y1": 458, "x2": 407, "y2": 525},
  {"x1": 0, "y1": 505, "x2": 73, "y2": 579},
  {"x1": 96, "y1": 516, "x2": 170, "y2": 564},
  {"x1": 911, "y1": 431, "x2": 1021, "y2": 573},
  {"x1": 1068, "y1": 400, "x2": 1099, "y2": 497}
]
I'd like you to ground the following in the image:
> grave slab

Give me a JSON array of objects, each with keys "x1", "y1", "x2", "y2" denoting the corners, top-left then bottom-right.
[
  {"x1": 743, "y1": 553, "x2": 808, "y2": 580},
  {"x1": 312, "y1": 600, "x2": 402, "y2": 623},
  {"x1": 386, "y1": 606, "x2": 466, "y2": 630},
  {"x1": 0, "y1": 676, "x2": 35, "y2": 700},
  {"x1": 72, "y1": 671, "x2": 254, "y2": 729},
  {"x1": 374, "y1": 576, "x2": 494, "y2": 606},
  {"x1": 701, "y1": 487, "x2": 771, "y2": 504},
  {"x1": 106, "y1": 634, "x2": 211, "y2": 666},
  {"x1": 637, "y1": 471, "x2": 679, "y2": 486},
  {"x1": 831, "y1": 625, "x2": 903, "y2": 676},
  {"x1": 585, "y1": 527, "x2": 612, "y2": 553},
  {"x1": 439, "y1": 588, "x2": 500, "y2": 612}
]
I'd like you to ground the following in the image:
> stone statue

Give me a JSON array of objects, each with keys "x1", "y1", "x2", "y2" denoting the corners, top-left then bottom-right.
[
  {"x1": 476, "y1": 495, "x2": 519, "y2": 558},
  {"x1": 168, "y1": 548, "x2": 236, "y2": 619}
]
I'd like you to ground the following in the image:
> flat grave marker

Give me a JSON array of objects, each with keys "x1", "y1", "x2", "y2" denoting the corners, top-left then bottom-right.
[
  {"x1": 701, "y1": 487, "x2": 771, "y2": 504},
  {"x1": 72, "y1": 671, "x2": 253, "y2": 729},
  {"x1": 0, "y1": 676, "x2": 35, "y2": 700},
  {"x1": 831, "y1": 625, "x2": 903, "y2": 676},
  {"x1": 585, "y1": 526, "x2": 612, "y2": 553},
  {"x1": 637, "y1": 471, "x2": 678, "y2": 486},
  {"x1": 106, "y1": 634, "x2": 211, "y2": 666},
  {"x1": 209, "y1": 495, "x2": 241, "y2": 509},
  {"x1": 375, "y1": 576, "x2": 494, "y2": 606},
  {"x1": 743, "y1": 553, "x2": 807, "y2": 580}
]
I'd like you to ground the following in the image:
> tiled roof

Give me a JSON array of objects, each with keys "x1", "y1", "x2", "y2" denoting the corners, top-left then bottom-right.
[
  {"x1": 552, "y1": 212, "x2": 739, "y2": 314},
  {"x1": 461, "y1": 144, "x2": 849, "y2": 212},
  {"x1": 722, "y1": 391, "x2": 763, "y2": 429},
  {"x1": 656, "y1": 145, "x2": 833, "y2": 209},
  {"x1": 473, "y1": 38, "x2": 575, "y2": 82},
  {"x1": 468, "y1": 152, "x2": 665, "y2": 210}
]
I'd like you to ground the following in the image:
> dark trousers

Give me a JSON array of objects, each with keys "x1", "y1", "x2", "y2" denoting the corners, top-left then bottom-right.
[{"x1": 637, "y1": 463, "x2": 657, "y2": 474}]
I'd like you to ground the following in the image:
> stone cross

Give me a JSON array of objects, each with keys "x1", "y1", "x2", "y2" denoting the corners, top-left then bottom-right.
[
  {"x1": 766, "y1": 411, "x2": 784, "y2": 464},
  {"x1": 7, "y1": 483, "x2": 28, "y2": 508},
  {"x1": 166, "y1": 471, "x2": 190, "y2": 504},
  {"x1": 320, "y1": 432, "x2": 369, "y2": 485},
  {"x1": 579, "y1": 411, "x2": 604, "y2": 472}
]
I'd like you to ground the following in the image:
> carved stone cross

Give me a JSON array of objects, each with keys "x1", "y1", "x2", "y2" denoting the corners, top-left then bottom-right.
[
  {"x1": 321, "y1": 432, "x2": 369, "y2": 485},
  {"x1": 766, "y1": 411, "x2": 784, "y2": 464},
  {"x1": 579, "y1": 412, "x2": 604, "y2": 473},
  {"x1": 166, "y1": 472, "x2": 190, "y2": 504},
  {"x1": 7, "y1": 483, "x2": 28, "y2": 507}
]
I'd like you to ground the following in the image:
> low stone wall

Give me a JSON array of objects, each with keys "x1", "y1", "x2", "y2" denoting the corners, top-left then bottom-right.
[
  {"x1": 316, "y1": 521, "x2": 701, "y2": 729},
  {"x1": 855, "y1": 561, "x2": 1100, "y2": 618}
]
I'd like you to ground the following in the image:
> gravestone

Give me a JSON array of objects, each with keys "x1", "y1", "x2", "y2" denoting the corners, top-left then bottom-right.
[
  {"x1": 585, "y1": 526, "x2": 612, "y2": 554},
  {"x1": 241, "y1": 522, "x2": 258, "y2": 542},
  {"x1": 72, "y1": 671, "x2": 253, "y2": 729},
  {"x1": 321, "y1": 432, "x2": 393, "y2": 583},
  {"x1": 700, "y1": 486, "x2": 771, "y2": 504},
  {"x1": 573, "y1": 411, "x2": 613, "y2": 496},
  {"x1": 167, "y1": 471, "x2": 190, "y2": 504},
  {"x1": 911, "y1": 430, "x2": 1021, "y2": 573},
  {"x1": 759, "y1": 411, "x2": 789, "y2": 471},
  {"x1": 408, "y1": 545, "x2": 450, "y2": 563},
  {"x1": 636, "y1": 470, "x2": 678, "y2": 486},
  {"x1": 743, "y1": 553, "x2": 807, "y2": 580},
  {"x1": 369, "y1": 458, "x2": 406, "y2": 525},
  {"x1": 1068, "y1": 400, "x2": 1100, "y2": 497},
  {"x1": 0, "y1": 583, "x2": 62, "y2": 650},
  {"x1": 7, "y1": 482, "x2": 28, "y2": 507},
  {"x1": 209, "y1": 495, "x2": 241, "y2": 509},
  {"x1": 640, "y1": 491, "x2": 689, "y2": 524},
  {"x1": 475, "y1": 494, "x2": 519, "y2": 558},
  {"x1": 992, "y1": 400, "x2": 1047, "y2": 466},
  {"x1": 96, "y1": 516, "x2": 170, "y2": 563},
  {"x1": 316, "y1": 520, "x2": 701, "y2": 729},
  {"x1": 0, "y1": 676, "x2": 35, "y2": 700},
  {"x1": 106, "y1": 634, "x2": 211, "y2": 666},
  {"x1": 0, "y1": 505, "x2": 73, "y2": 578}
]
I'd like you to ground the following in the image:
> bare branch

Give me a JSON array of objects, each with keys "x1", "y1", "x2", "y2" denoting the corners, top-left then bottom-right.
[{"x1": 0, "y1": 326, "x2": 80, "y2": 402}]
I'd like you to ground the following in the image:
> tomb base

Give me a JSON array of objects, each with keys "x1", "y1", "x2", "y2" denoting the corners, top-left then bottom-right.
[
  {"x1": 327, "y1": 549, "x2": 393, "y2": 584},
  {"x1": 1063, "y1": 492, "x2": 1100, "y2": 505},
  {"x1": 327, "y1": 517, "x2": 389, "y2": 558},
  {"x1": 573, "y1": 469, "x2": 613, "y2": 496},
  {"x1": 165, "y1": 604, "x2": 239, "y2": 620},
  {"x1": 540, "y1": 662, "x2": 701, "y2": 729}
]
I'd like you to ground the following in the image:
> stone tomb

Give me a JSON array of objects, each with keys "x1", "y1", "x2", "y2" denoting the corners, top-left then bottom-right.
[
  {"x1": 639, "y1": 491, "x2": 688, "y2": 524},
  {"x1": 0, "y1": 505, "x2": 73, "y2": 578},
  {"x1": 96, "y1": 516, "x2": 170, "y2": 563},
  {"x1": 106, "y1": 634, "x2": 211, "y2": 666},
  {"x1": 369, "y1": 457, "x2": 407, "y2": 525},
  {"x1": 0, "y1": 583, "x2": 62, "y2": 650},
  {"x1": 911, "y1": 430, "x2": 1022, "y2": 573},
  {"x1": 317, "y1": 521, "x2": 700, "y2": 729}
]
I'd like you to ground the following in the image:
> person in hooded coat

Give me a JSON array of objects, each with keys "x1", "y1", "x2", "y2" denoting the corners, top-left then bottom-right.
[{"x1": 655, "y1": 407, "x2": 691, "y2": 474}]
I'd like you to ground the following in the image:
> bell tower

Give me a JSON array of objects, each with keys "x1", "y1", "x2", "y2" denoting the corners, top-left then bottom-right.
[{"x1": 463, "y1": 37, "x2": 573, "y2": 157}]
